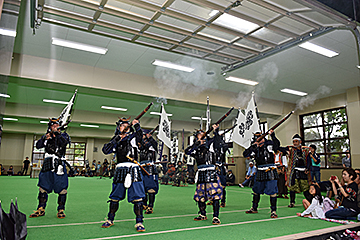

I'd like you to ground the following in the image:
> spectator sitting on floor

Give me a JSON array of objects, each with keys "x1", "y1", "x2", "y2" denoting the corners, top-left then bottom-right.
[
  {"x1": 325, "y1": 168, "x2": 359, "y2": 220},
  {"x1": 7, "y1": 165, "x2": 14, "y2": 176},
  {"x1": 73, "y1": 166, "x2": 79, "y2": 176},
  {"x1": 226, "y1": 169, "x2": 236, "y2": 186},
  {"x1": 239, "y1": 162, "x2": 256, "y2": 188},
  {"x1": 0, "y1": 164, "x2": 5, "y2": 175},
  {"x1": 297, "y1": 184, "x2": 326, "y2": 219},
  {"x1": 80, "y1": 168, "x2": 86, "y2": 176},
  {"x1": 161, "y1": 163, "x2": 176, "y2": 185}
]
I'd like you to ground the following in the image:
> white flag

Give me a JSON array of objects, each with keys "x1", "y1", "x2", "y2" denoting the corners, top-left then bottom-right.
[
  {"x1": 245, "y1": 92, "x2": 260, "y2": 139},
  {"x1": 231, "y1": 109, "x2": 248, "y2": 148},
  {"x1": 231, "y1": 93, "x2": 260, "y2": 148},
  {"x1": 58, "y1": 89, "x2": 77, "y2": 129},
  {"x1": 158, "y1": 103, "x2": 172, "y2": 148}
]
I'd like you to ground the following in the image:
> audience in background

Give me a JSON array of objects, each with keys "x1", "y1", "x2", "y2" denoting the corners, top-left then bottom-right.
[
  {"x1": 226, "y1": 170, "x2": 235, "y2": 186},
  {"x1": 0, "y1": 164, "x2": 5, "y2": 175},
  {"x1": 161, "y1": 163, "x2": 175, "y2": 185},
  {"x1": 161, "y1": 155, "x2": 168, "y2": 175},
  {"x1": 342, "y1": 150, "x2": 351, "y2": 168},
  {"x1": 22, "y1": 157, "x2": 31, "y2": 176},
  {"x1": 96, "y1": 161, "x2": 101, "y2": 176},
  {"x1": 308, "y1": 145, "x2": 321, "y2": 183},
  {"x1": 102, "y1": 159, "x2": 109, "y2": 177},
  {"x1": 7, "y1": 165, "x2": 14, "y2": 176},
  {"x1": 239, "y1": 162, "x2": 256, "y2": 188}
]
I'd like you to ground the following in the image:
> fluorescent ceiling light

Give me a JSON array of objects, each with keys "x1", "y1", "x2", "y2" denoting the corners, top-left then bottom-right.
[
  {"x1": 357, "y1": 65, "x2": 360, "y2": 69},
  {"x1": 298, "y1": 42, "x2": 339, "y2": 58},
  {"x1": 0, "y1": 93, "x2": 10, "y2": 98},
  {"x1": 52, "y1": 38, "x2": 108, "y2": 55},
  {"x1": 43, "y1": 99, "x2": 69, "y2": 105},
  {"x1": 191, "y1": 117, "x2": 207, "y2": 120},
  {"x1": 3, "y1": 117, "x2": 18, "y2": 121},
  {"x1": 0, "y1": 28, "x2": 16, "y2": 37},
  {"x1": 150, "y1": 111, "x2": 173, "y2": 117},
  {"x1": 281, "y1": 88, "x2": 308, "y2": 96},
  {"x1": 209, "y1": 10, "x2": 219, "y2": 17},
  {"x1": 225, "y1": 76, "x2": 258, "y2": 86},
  {"x1": 40, "y1": 121, "x2": 49, "y2": 124},
  {"x1": 101, "y1": 106, "x2": 127, "y2": 111},
  {"x1": 152, "y1": 60, "x2": 195, "y2": 72},
  {"x1": 80, "y1": 124, "x2": 99, "y2": 128},
  {"x1": 212, "y1": 13, "x2": 259, "y2": 34}
]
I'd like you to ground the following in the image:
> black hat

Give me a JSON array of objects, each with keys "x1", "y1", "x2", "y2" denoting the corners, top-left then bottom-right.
[
  {"x1": 48, "y1": 118, "x2": 60, "y2": 127},
  {"x1": 292, "y1": 134, "x2": 302, "y2": 141},
  {"x1": 116, "y1": 117, "x2": 130, "y2": 126}
]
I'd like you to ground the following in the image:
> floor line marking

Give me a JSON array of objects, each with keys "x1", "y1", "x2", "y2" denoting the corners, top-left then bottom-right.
[
  {"x1": 27, "y1": 204, "x2": 300, "y2": 229},
  {"x1": 85, "y1": 216, "x2": 298, "y2": 240}
]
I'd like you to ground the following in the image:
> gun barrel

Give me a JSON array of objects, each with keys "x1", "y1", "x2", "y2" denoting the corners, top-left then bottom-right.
[
  {"x1": 135, "y1": 102, "x2": 153, "y2": 120},
  {"x1": 149, "y1": 125, "x2": 159, "y2": 135},
  {"x1": 206, "y1": 107, "x2": 234, "y2": 135},
  {"x1": 256, "y1": 110, "x2": 294, "y2": 142}
]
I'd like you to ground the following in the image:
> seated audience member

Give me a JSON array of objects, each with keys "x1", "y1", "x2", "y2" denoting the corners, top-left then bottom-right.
[
  {"x1": 7, "y1": 165, "x2": 14, "y2": 176},
  {"x1": 226, "y1": 170, "x2": 236, "y2": 186},
  {"x1": 297, "y1": 184, "x2": 326, "y2": 218},
  {"x1": 0, "y1": 164, "x2": 5, "y2": 175},
  {"x1": 325, "y1": 168, "x2": 359, "y2": 220},
  {"x1": 80, "y1": 168, "x2": 86, "y2": 176},
  {"x1": 73, "y1": 166, "x2": 79, "y2": 176},
  {"x1": 161, "y1": 163, "x2": 175, "y2": 185},
  {"x1": 239, "y1": 162, "x2": 256, "y2": 188}
]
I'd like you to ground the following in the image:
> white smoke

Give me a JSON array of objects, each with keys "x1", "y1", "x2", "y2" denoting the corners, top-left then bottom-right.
[
  {"x1": 231, "y1": 91, "x2": 252, "y2": 109},
  {"x1": 231, "y1": 62, "x2": 279, "y2": 108},
  {"x1": 153, "y1": 96, "x2": 168, "y2": 110},
  {"x1": 255, "y1": 62, "x2": 279, "y2": 95},
  {"x1": 295, "y1": 85, "x2": 332, "y2": 111},
  {"x1": 153, "y1": 57, "x2": 218, "y2": 96}
]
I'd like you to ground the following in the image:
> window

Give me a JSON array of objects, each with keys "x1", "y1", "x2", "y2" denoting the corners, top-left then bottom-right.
[
  {"x1": 300, "y1": 107, "x2": 350, "y2": 168},
  {"x1": 32, "y1": 140, "x2": 86, "y2": 168}
]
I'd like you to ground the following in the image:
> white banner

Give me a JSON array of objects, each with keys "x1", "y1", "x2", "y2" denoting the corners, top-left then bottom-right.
[
  {"x1": 231, "y1": 93, "x2": 260, "y2": 148},
  {"x1": 158, "y1": 104, "x2": 172, "y2": 148},
  {"x1": 58, "y1": 89, "x2": 77, "y2": 128}
]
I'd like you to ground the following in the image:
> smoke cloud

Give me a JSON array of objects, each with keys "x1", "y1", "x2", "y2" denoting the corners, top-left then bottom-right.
[
  {"x1": 153, "y1": 96, "x2": 168, "y2": 110},
  {"x1": 153, "y1": 57, "x2": 218, "y2": 96},
  {"x1": 295, "y1": 85, "x2": 332, "y2": 111},
  {"x1": 231, "y1": 62, "x2": 279, "y2": 108}
]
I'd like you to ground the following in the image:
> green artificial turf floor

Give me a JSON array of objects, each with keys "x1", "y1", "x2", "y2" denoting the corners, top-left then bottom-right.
[{"x1": 0, "y1": 176, "x2": 349, "y2": 240}]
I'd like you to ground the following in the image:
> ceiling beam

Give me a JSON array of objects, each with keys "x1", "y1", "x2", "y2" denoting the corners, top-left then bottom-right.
[
  {"x1": 60, "y1": 0, "x2": 260, "y2": 55},
  {"x1": 247, "y1": 0, "x2": 321, "y2": 29}
]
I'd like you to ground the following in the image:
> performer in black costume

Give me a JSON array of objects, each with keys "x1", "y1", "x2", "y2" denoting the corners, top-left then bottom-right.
[
  {"x1": 185, "y1": 124, "x2": 223, "y2": 225},
  {"x1": 101, "y1": 118, "x2": 146, "y2": 232},
  {"x1": 138, "y1": 130, "x2": 158, "y2": 214},
  {"x1": 214, "y1": 132, "x2": 229, "y2": 208},
  {"x1": 243, "y1": 130, "x2": 281, "y2": 218},
  {"x1": 29, "y1": 118, "x2": 71, "y2": 219}
]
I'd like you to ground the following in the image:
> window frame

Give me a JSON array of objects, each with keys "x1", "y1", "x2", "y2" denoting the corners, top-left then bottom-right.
[{"x1": 300, "y1": 106, "x2": 350, "y2": 169}]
